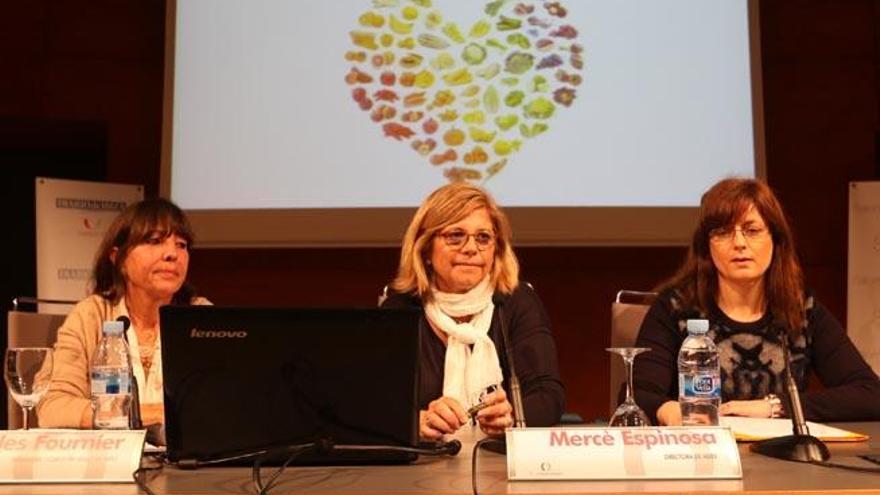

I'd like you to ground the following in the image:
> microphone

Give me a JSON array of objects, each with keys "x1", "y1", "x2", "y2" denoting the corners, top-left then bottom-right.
[
  {"x1": 116, "y1": 315, "x2": 131, "y2": 332},
  {"x1": 116, "y1": 316, "x2": 144, "y2": 430},
  {"x1": 750, "y1": 321, "x2": 829, "y2": 463},
  {"x1": 493, "y1": 294, "x2": 526, "y2": 428}
]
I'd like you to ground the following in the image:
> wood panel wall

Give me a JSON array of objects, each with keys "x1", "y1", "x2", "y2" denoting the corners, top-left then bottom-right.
[{"x1": 2, "y1": 0, "x2": 877, "y2": 422}]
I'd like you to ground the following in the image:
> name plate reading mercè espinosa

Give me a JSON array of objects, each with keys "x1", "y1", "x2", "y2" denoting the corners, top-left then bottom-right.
[
  {"x1": 0, "y1": 429, "x2": 146, "y2": 483},
  {"x1": 506, "y1": 426, "x2": 742, "y2": 480}
]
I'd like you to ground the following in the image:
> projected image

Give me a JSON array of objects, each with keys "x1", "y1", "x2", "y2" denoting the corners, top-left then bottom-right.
[
  {"x1": 171, "y1": 0, "x2": 756, "y2": 210},
  {"x1": 345, "y1": 0, "x2": 583, "y2": 183}
]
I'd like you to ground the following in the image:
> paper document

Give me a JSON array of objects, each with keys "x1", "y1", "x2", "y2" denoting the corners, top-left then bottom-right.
[{"x1": 721, "y1": 416, "x2": 868, "y2": 442}]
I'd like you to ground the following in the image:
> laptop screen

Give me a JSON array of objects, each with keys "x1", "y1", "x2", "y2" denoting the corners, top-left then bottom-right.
[{"x1": 159, "y1": 305, "x2": 422, "y2": 464}]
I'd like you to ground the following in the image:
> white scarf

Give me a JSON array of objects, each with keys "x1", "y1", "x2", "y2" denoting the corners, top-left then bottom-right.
[{"x1": 424, "y1": 277, "x2": 503, "y2": 409}]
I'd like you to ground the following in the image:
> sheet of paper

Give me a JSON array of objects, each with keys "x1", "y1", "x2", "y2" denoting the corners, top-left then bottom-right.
[{"x1": 720, "y1": 417, "x2": 868, "y2": 442}]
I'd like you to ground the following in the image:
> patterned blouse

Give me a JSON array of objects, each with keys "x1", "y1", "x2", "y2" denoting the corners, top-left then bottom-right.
[{"x1": 632, "y1": 290, "x2": 880, "y2": 424}]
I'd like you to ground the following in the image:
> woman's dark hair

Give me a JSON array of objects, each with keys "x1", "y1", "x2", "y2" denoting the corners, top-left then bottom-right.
[
  {"x1": 658, "y1": 178, "x2": 805, "y2": 334},
  {"x1": 92, "y1": 198, "x2": 195, "y2": 304}
]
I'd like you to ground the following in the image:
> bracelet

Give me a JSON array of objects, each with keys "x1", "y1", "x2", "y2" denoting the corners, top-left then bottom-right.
[{"x1": 765, "y1": 394, "x2": 783, "y2": 418}]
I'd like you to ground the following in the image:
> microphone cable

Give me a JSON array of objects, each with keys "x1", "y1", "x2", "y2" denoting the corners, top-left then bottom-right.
[
  {"x1": 331, "y1": 439, "x2": 462, "y2": 456},
  {"x1": 131, "y1": 440, "x2": 329, "y2": 494},
  {"x1": 174, "y1": 447, "x2": 290, "y2": 469},
  {"x1": 132, "y1": 450, "x2": 167, "y2": 495},
  {"x1": 252, "y1": 440, "x2": 330, "y2": 495},
  {"x1": 252, "y1": 439, "x2": 462, "y2": 495},
  {"x1": 471, "y1": 437, "x2": 504, "y2": 495},
  {"x1": 132, "y1": 438, "x2": 462, "y2": 495},
  {"x1": 809, "y1": 458, "x2": 880, "y2": 474}
]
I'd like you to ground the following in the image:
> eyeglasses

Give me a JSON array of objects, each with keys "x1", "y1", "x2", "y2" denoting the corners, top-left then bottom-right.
[
  {"x1": 438, "y1": 230, "x2": 496, "y2": 250},
  {"x1": 709, "y1": 225, "x2": 769, "y2": 244}
]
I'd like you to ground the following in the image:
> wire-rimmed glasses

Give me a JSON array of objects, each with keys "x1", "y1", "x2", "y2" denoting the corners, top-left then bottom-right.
[
  {"x1": 709, "y1": 225, "x2": 769, "y2": 244},
  {"x1": 437, "y1": 230, "x2": 496, "y2": 250},
  {"x1": 607, "y1": 347, "x2": 651, "y2": 427},
  {"x1": 4, "y1": 347, "x2": 53, "y2": 430}
]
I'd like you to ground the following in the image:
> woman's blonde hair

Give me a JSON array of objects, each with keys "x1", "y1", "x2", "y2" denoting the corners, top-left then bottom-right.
[{"x1": 391, "y1": 183, "x2": 519, "y2": 300}]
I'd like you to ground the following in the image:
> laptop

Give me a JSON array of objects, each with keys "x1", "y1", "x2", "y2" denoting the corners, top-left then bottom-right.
[{"x1": 159, "y1": 305, "x2": 422, "y2": 465}]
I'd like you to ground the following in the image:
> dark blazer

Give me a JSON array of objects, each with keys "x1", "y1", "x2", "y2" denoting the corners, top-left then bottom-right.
[{"x1": 381, "y1": 283, "x2": 565, "y2": 427}]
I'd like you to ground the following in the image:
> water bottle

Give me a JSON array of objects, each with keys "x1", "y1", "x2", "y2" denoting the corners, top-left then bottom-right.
[
  {"x1": 90, "y1": 321, "x2": 132, "y2": 429},
  {"x1": 678, "y1": 319, "x2": 720, "y2": 426}
]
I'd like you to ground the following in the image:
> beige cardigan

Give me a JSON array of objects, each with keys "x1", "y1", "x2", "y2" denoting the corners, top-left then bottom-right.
[{"x1": 36, "y1": 294, "x2": 208, "y2": 428}]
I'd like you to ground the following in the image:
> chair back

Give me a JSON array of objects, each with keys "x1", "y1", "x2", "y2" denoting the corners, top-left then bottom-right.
[
  {"x1": 609, "y1": 290, "x2": 656, "y2": 415},
  {"x1": 7, "y1": 298, "x2": 74, "y2": 429},
  {"x1": 378, "y1": 285, "x2": 389, "y2": 307}
]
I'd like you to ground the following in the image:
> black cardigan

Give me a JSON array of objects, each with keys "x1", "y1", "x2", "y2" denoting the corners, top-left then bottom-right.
[
  {"x1": 632, "y1": 290, "x2": 880, "y2": 424},
  {"x1": 381, "y1": 283, "x2": 565, "y2": 427}
]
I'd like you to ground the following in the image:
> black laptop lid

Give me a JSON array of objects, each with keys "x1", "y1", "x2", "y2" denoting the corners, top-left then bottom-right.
[{"x1": 159, "y1": 306, "x2": 421, "y2": 464}]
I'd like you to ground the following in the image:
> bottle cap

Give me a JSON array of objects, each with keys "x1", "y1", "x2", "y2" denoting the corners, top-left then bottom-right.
[
  {"x1": 686, "y1": 319, "x2": 709, "y2": 334},
  {"x1": 102, "y1": 320, "x2": 125, "y2": 335}
]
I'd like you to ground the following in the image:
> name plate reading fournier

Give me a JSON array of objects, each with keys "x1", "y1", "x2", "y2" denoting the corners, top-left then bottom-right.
[
  {"x1": 0, "y1": 429, "x2": 146, "y2": 483},
  {"x1": 506, "y1": 426, "x2": 742, "y2": 480}
]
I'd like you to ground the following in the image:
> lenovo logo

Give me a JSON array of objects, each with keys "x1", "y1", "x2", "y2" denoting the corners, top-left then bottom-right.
[{"x1": 189, "y1": 328, "x2": 248, "y2": 339}]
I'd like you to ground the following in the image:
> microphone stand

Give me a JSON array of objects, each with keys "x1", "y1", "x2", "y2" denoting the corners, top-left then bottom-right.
[
  {"x1": 750, "y1": 327, "x2": 829, "y2": 463},
  {"x1": 479, "y1": 297, "x2": 526, "y2": 456},
  {"x1": 495, "y1": 297, "x2": 526, "y2": 428},
  {"x1": 118, "y1": 316, "x2": 144, "y2": 430}
]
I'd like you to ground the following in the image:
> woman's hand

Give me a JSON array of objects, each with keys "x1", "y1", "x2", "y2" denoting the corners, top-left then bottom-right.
[
  {"x1": 656, "y1": 400, "x2": 682, "y2": 426},
  {"x1": 79, "y1": 404, "x2": 94, "y2": 429},
  {"x1": 420, "y1": 396, "x2": 469, "y2": 440},
  {"x1": 719, "y1": 399, "x2": 773, "y2": 418},
  {"x1": 476, "y1": 388, "x2": 514, "y2": 437}
]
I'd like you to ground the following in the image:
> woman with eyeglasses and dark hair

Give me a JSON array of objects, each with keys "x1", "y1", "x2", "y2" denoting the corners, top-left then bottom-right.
[
  {"x1": 633, "y1": 177, "x2": 880, "y2": 426},
  {"x1": 37, "y1": 198, "x2": 209, "y2": 441},
  {"x1": 382, "y1": 182, "x2": 564, "y2": 440}
]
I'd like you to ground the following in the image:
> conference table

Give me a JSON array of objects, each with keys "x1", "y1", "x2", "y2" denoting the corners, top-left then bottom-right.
[{"x1": 1, "y1": 423, "x2": 878, "y2": 494}]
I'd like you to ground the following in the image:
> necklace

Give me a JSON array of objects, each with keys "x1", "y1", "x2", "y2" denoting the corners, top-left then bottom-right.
[{"x1": 136, "y1": 329, "x2": 159, "y2": 376}]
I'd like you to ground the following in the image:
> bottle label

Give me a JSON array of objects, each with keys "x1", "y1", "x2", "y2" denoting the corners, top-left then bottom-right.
[
  {"x1": 90, "y1": 369, "x2": 131, "y2": 395},
  {"x1": 679, "y1": 373, "x2": 720, "y2": 399}
]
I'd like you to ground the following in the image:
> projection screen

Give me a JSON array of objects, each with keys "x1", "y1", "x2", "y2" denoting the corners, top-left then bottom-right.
[{"x1": 161, "y1": 0, "x2": 764, "y2": 247}]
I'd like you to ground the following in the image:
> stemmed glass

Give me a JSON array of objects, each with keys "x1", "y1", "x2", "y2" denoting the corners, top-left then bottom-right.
[
  {"x1": 4, "y1": 348, "x2": 54, "y2": 430},
  {"x1": 607, "y1": 347, "x2": 651, "y2": 427}
]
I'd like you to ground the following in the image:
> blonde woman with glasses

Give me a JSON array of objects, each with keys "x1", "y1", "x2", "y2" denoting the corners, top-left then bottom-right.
[
  {"x1": 382, "y1": 183, "x2": 564, "y2": 440},
  {"x1": 632, "y1": 178, "x2": 880, "y2": 426}
]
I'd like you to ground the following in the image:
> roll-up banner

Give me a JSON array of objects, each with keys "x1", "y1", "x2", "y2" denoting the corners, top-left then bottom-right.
[
  {"x1": 35, "y1": 178, "x2": 143, "y2": 314},
  {"x1": 848, "y1": 181, "x2": 880, "y2": 374}
]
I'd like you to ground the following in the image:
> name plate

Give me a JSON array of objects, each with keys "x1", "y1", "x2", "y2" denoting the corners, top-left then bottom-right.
[
  {"x1": 506, "y1": 426, "x2": 742, "y2": 480},
  {"x1": 0, "y1": 429, "x2": 146, "y2": 483}
]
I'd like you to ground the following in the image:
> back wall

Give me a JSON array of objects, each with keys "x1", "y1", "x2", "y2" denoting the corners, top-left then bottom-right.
[{"x1": 2, "y1": 0, "x2": 877, "y2": 422}]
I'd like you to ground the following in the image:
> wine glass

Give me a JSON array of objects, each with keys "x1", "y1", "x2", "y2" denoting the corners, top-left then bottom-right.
[
  {"x1": 607, "y1": 347, "x2": 651, "y2": 427},
  {"x1": 4, "y1": 347, "x2": 53, "y2": 430}
]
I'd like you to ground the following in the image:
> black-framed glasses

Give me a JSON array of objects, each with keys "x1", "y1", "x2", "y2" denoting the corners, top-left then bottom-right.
[
  {"x1": 438, "y1": 230, "x2": 496, "y2": 250},
  {"x1": 709, "y1": 225, "x2": 769, "y2": 244}
]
